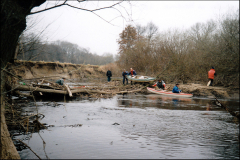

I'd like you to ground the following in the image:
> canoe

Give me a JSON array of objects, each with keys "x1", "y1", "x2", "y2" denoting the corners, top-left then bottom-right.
[
  {"x1": 147, "y1": 87, "x2": 193, "y2": 98},
  {"x1": 126, "y1": 75, "x2": 156, "y2": 82}
]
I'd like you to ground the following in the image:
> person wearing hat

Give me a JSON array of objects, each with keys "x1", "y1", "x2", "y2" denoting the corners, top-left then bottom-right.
[
  {"x1": 56, "y1": 77, "x2": 66, "y2": 85},
  {"x1": 207, "y1": 67, "x2": 216, "y2": 86}
]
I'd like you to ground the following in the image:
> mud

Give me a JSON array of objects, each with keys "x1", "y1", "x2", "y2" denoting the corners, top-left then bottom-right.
[
  {"x1": 7, "y1": 60, "x2": 239, "y2": 100},
  {"x1": 165, "y1": 83, "x2": 239, "y2": 99},
  {"x1": 9, "y1": 60, "x2": 107, "y2": 80}
]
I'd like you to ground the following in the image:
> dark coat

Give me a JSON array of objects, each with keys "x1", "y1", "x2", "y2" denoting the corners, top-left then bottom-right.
[
  {"x1": 157, "y1": 81, "x2": 164, "y2": 89},
  {"x1": 106, "y1": 70, "x2": 112, "y2": 77},
  {"x1": 122, "y1": 71, "x2": 128, "y2": 77},
  {"x1": 56, "y1": 79, "x2": 64, "y2": 85}
]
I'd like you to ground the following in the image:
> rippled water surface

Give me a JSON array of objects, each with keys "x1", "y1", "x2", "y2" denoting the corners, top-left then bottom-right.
[{"x1": 14, "y1": 93, "x2": 239, "y2": 159}]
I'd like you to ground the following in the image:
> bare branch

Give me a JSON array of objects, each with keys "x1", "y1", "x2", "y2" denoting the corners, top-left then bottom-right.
[
  {"x1": 63, "y1": 0, "x2": 68, "y2": 5},
  {"x1": 77, "y1": 0, "x2": 86, "y2": 3},
  {"x1": 15, "y1": 139, "x2": 42, "y2": 159},
  {"x1": 30, "y1": 1, "x2": 124, "y2": 15},
  {"x1": 29, "y1": 3, "x2": 66, "y2": 15}
]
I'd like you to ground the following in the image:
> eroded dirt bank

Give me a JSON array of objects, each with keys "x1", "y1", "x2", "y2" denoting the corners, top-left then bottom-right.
[
  {"x1": 7, "y1": 60, "x2": 239, "y2": 99},
  {"x1": 10, "y1": 60, "x2": 107, "y2": 80},
  {"x1": 1, "y1": 60, "x2": 239, "y2": 159},
  {"x1": 165, "y1": 83, "x2": 239, "y2": 99}
]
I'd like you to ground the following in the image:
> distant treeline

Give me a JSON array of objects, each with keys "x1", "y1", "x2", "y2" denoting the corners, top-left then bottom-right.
[
  {"x1": 17, "y1": 37, "x2": 115, "y2": 65},
  {"x1": 117, "y1": 10, "x2": 239, "y2": 87}
]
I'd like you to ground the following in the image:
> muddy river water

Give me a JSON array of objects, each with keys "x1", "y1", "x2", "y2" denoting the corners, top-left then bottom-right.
[{"x1": 13, "y1": 92, "x2": 239, "y2": 159}]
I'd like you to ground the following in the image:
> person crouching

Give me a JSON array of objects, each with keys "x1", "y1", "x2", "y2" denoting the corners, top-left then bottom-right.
[
  {"x1": 56, "y1": 77, "x2": 66, "y2": 85},
  {"x1": 153, "y1": 79, "x2": 166, "y2": 90}
]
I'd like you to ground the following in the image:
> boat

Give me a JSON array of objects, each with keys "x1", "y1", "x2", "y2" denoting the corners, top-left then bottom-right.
[
  {"x1": 147, "y1": 87, "x2": 193, "y2": 98},
  {"x1": 126, "y1": 75, "x2": 156, "y2": 82}
]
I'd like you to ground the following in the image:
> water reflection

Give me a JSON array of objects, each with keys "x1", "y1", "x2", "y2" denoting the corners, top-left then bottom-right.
[
  {"x1": 14, "y1": 94, "x2": 239, "y2": 159},
  {"x1": 117, "y1": 94, "x2": 225, "y2": 111}
]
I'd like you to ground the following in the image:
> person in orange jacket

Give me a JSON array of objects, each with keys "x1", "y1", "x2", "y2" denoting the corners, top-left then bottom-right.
[{"x1": 208, "y1": 67, "x2": 216, "y2": 86}]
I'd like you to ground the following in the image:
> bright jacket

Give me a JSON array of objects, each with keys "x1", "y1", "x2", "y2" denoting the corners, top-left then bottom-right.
[
  {"x1": 128, "y1": 70, "x2": 136, "y2": 76},
  {"x1": 172, "y1": 86, "x2": 181, "y2": 93},
  {"x1": 208, "y1": 69, "x2": 215, "y2": 79}
]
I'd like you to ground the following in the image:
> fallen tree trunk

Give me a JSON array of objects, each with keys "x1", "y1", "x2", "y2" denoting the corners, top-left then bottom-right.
[
  {"x1": 14, "y1": 85, "x2": 115, "y2": 95},
  {"x1": 215, "y1": 97, "x2": 239, "y2": 119},
  {"x1": 115, "y1": 88, "x2": 144, "y2": 94},
  {"x1": 14, "y1": 85, "x2": 68, "y2": 94},
  {"x1": 64, "y1": 84, "x2": 72, "y2": 97},
  {"x1": 14, "y1": 85, "x2": 145, "y2": 96},
  {"x1": 14, "y1": 90, "x2": 33, "y2": 98}
]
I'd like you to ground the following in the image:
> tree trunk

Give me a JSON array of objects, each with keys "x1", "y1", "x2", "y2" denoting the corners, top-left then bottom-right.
[{"x1": 1, "y1": 0, "x2": 46, "y2": 159}]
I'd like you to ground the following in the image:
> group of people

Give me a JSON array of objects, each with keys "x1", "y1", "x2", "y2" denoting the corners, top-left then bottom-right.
[
  {"x1": 55, "y1": 67, "x2": 216, "y2": 94},
  {"x1": 152, "y1": 66, "x2": 216, "y2": 93},
  {"x1": 106, "y1": 68, "x2": 137, "y2": 84},
  {"x1": 122, "y1": 68, "x2": 136, "y2": 85},
  {"x1": 153, "y1": 79, "x2": 181, "y2": 93}
]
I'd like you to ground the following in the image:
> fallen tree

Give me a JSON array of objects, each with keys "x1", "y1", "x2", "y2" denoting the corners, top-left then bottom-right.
[{"x1": 13, "y1": 85, "x2": 145, "y2": 97}]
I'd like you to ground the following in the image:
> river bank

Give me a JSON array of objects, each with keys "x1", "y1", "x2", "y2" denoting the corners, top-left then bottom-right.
[
  {"x1": 1, "y1": 60, "x2": 239, "y2": 159},
  {"x1": 6, "y1": 60, "x2": 239, "y2": 100}
]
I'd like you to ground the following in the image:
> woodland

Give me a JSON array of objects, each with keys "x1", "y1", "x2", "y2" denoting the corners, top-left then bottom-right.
[
  {"x1": 116, "y1": 10, "x2": 239, "y2": 87},
  {"x1": 0, "y1": 0, "x2": 239, "y2": 159},
  {"x1": 17, "y1": 8, "x2": 239, "y2": 88},
  {"x1": 17, "y1": 35, "x2": 115, "y2": 65}
]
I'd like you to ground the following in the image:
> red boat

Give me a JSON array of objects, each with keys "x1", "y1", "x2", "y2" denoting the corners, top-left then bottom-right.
[{"x1": 147, "y1": 87, "x2": 193, "y2": 98}]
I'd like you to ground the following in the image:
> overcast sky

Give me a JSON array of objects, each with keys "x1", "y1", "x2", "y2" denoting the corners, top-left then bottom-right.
[{"x1": 26, "y1": 1, "x2": 239, "y2": 56}]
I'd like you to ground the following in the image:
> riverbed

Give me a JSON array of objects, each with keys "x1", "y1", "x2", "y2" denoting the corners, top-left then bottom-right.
[{"x1": 12, "y1": 93, "x2": 239, "y2": 159}]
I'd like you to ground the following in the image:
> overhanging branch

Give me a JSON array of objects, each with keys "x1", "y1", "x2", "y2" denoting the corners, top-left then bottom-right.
[{"x1": 29, "y1": 0, "x2": 124, "y2": 15}]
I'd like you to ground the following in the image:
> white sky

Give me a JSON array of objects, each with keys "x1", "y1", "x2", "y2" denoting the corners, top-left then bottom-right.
[{"x1": 26, "y1": 1, "x2": 239, "y2": 56}]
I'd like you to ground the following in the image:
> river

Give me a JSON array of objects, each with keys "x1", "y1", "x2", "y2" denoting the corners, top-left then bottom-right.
[{"x1": 12, "y1": 92, "x2": 239, "y2": 159}]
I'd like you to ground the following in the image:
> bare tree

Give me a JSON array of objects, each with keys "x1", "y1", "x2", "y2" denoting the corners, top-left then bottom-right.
[
  {"x1": 29, "y1": 1, "x2": 127, "y2": 26},
  {"x1": 146, "y1": 21, "x2": 158, "y2": 41}
]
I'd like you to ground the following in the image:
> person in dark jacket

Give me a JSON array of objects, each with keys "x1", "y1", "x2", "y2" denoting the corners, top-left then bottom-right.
[
  {"x1": 56, "y1": 77, "x2": 65, "y2": 85},
  {"x1": 106, "y1": 69, "x2": 112, "y2": 82},
  {"x1": 122, "y1": 69, "x2": 128, "y2": 85},
  {"x1": 156, "y1": 79, "x2": 166, "y2": 90},
  {"x1": 207, "y1": 67, "x2": 216, "y2": 86},
  {"x1": 172, "y1": 83, "x2": 182, "y2": 93}
]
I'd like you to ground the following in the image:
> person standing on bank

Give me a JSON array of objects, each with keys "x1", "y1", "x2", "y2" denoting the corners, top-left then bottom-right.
[
  {"x1": 172, "y1": 83, "x2": 182, "y2": 93},
  {"x1": 129, "y1": 68, "x2": 137, "y2": 77},
  {"x1": 106, "y1": 69, "x2": 112, "y2": 82},
  {"x1": 56, "y1": 77, "x2": 66, "y2": 85},
  {"x1": 207, "y1": 67, "x2": 216, "y2": 86},
  {"x1": 128, "y1": 68, "x2": 137, "y2": 85},
  {"x1": 122, "y1": 69, "x2": 128, "y2": 85}
]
